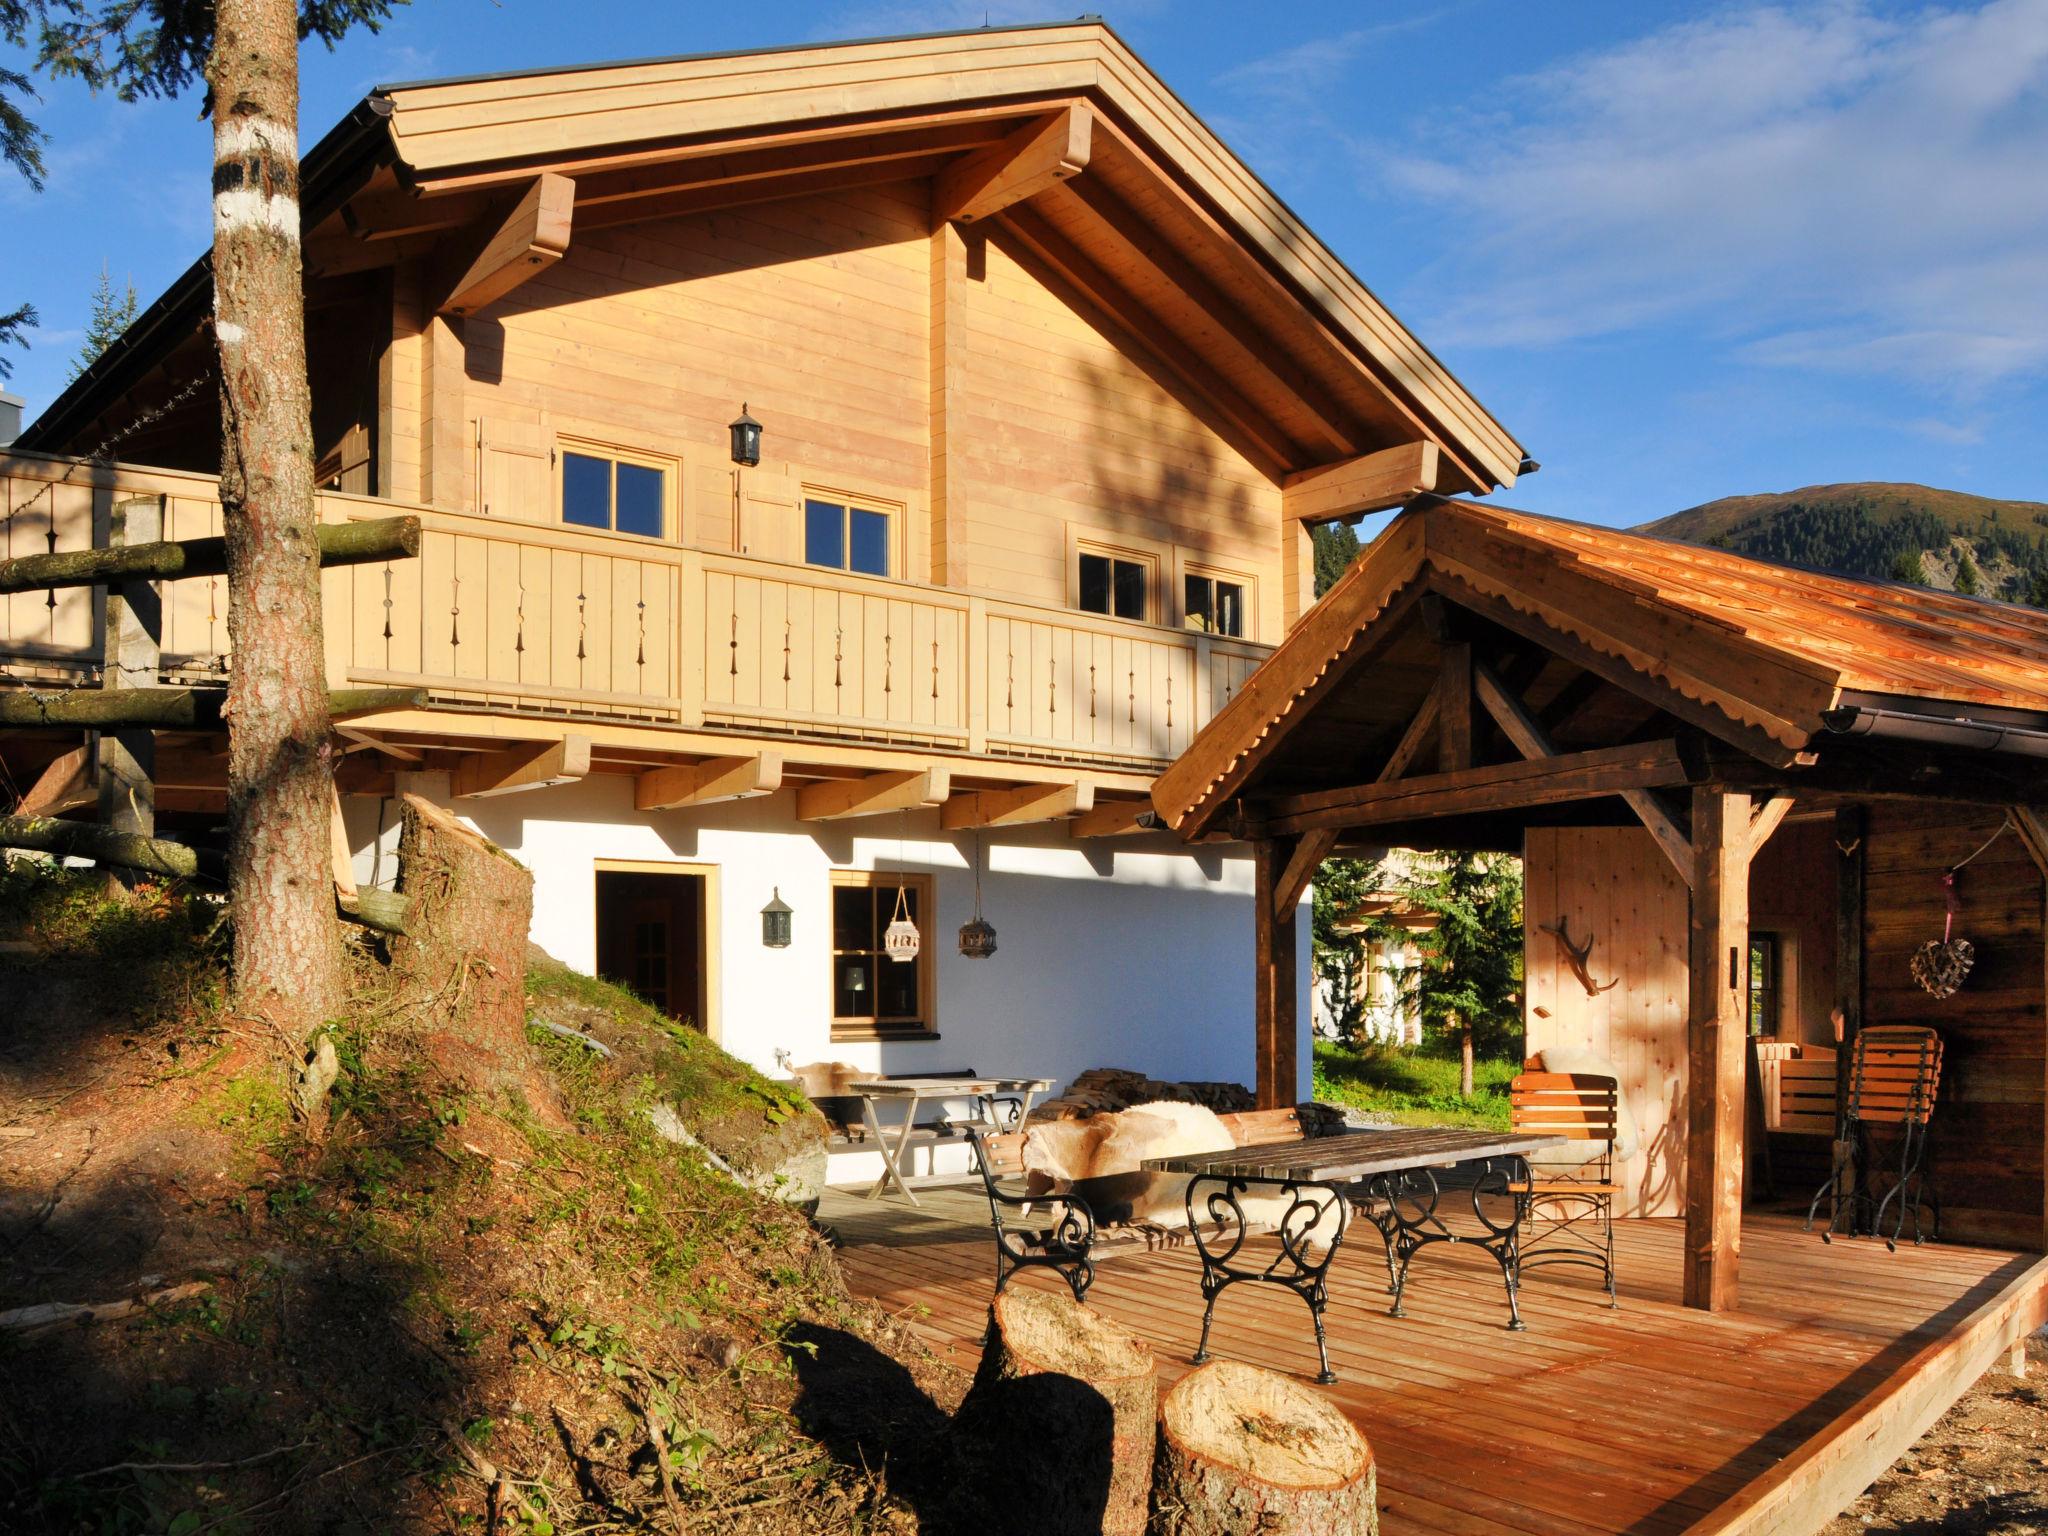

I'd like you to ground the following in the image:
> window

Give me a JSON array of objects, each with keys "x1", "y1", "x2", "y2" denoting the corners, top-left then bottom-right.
[
  {"x1": 1078, "y1": 551, "x2": 1149, "y2": 621},
  {"x1": 560, "y1": 444, "x2": 667, "y2": 539},
  {"x1": 805, "y1": 496, "x2": 891, "y2": 577},
  {"x1": 830, "y1": 872, "x2": 934, "y2": 1038},
  {"x1": 1183, "y1": 573, "x2": 1248, "y2": 637},
  {"x1": 1748, "y1": 932, "x2": 1780, "y2": 1037}
]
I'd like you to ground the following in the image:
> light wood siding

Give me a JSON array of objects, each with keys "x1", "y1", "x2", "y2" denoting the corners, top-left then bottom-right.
[
  {"x1": 954, "y1": 230, "x2": 1281, "y2": 627},
  {"x1": 1525, "y1": 826, "x2": 1691, "y2": 1218},
  {"x1": 0, "y1": 465, "x2": 98, "y2": 682},
  {"x1": 1863, "y1": 804, "x2": 2046, "y2": 1249}
]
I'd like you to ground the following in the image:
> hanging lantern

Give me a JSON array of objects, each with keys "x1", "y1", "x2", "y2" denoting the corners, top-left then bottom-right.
[
  {"x1": 959, "y1": 832, "x2": 998, "y2": 958},
  {"x1": 760, "y1": 887, "x2": 792, "y2": 949},
  {"x1": 883, "y1": 882, "x2": 921, "y2": 963},
  {"x1": 728, "y1": 403, "x2": 763, "y2": 467}
]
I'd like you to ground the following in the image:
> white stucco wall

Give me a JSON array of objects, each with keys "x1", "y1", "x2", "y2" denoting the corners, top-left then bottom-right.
[{"x1": 343, "y1": 771, "x2": 1313, "y2": 1171}]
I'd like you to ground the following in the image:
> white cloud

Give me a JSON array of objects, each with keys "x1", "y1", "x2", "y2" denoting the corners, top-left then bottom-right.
[{"x1": 1372, "y1": 0, "x2": 2048, "y2": 393}]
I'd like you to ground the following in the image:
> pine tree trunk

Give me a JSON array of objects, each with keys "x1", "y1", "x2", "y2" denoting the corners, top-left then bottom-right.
[
  {"x1": 1461, "y1": 1020, "x2": 1475, "y2": 1097},
  {"x1": 208, "y1": 0, "x2": 340, "y2": 1044},
  {"x1": 1153, "y1": 1359, "x2": 1376, "y2": 1535}
]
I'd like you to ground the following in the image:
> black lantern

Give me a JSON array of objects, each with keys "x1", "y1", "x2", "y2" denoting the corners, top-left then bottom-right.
[
  {"x1": 729, "y1": 403, "x2": 763, "y2": 468},
  {"x1": 760, "y1": 887, "x2": 792, "y2": 948},
  {"x1": 958, "y1": 833, "x2": 998, "y2": 959}
]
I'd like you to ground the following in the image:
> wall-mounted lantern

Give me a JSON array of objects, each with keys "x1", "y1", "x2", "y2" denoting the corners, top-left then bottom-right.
[
  {"x1": 760, "y1": 887, "x2": 792, "y2": 948},
  {"x1": 729, "y1": 403, "x2": 763, "y2": 468}
]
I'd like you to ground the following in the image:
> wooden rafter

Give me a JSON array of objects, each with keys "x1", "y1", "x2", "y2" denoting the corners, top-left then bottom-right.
[
  {"x1": 1070, "y1": 798, "x2": 1157, "y2": 838},
  {"x1": 941, "y1": 781, "x2": 1093, "y2": 831},
  {"x1": 1473, "y1": 657, "x2": 1695, "y2": 886},
  {"x1": 795, "y1": 768, "x2": 950, "y2": 822},
  {"x1": 437, "y1": 174, "x2": 575, "y2": 317},
  {"x1": 1748, "y1": 793, "x2": 1796, "y2": 857},
  {"x1": 635, "y1": 753, "x2": 783, "y2": 812},
  {"x1": 451, "y1": 734, "x2": 592, "y2": 798},
  {"x1": 1283, "y1": 442, "x2": 1439, "y2": 525},
  {"x1": 1057, "y1": 176, "x2": 1357, "y2": 457},
  {"x1": 933, "y1": 104, "x2": 1092, "y2": 226},
  {"x1": 995, "y1": 204, "x2": 1297, "y2": 475},
  {"x1": 1259, "y1": 740, "x2": 1689, "y2": 837}
]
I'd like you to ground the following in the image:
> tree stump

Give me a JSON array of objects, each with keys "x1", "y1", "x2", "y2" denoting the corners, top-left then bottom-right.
[
  {"x1": 944, "y1": 1287, "x2": 1157, "y2": 1536},
  {"x1": 1153, "y1": 1359, "x2": 1376, "y2": 1535},
  {"x1": 385, "y1": 794, "x2": 538, "y2": 1102}
]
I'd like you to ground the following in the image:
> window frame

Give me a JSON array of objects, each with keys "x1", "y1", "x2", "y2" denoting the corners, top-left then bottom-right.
[
  {"x1": 801, "y1": 487, "x2": 901, "y2": 580},
  {"x1": 1174, "y1": 553, "x2": 1258, "y2": 639},
  {"x1": 828, "y1": 870, "x2": 937, "y2": 1041},
  {"x1": 1066, "y1": 527, "x2": 1167, "y2": 626},
  {"x1": 556, "y1": 437, "x2": 677, "y2": 542},
  {"x1": 1748, "y1": 930, "x2": 1781, "y2": 1038}
]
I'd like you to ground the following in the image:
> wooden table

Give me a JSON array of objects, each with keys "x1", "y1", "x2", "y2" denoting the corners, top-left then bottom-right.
[
  {"x1": 846, "y1": 1076, "x2": 1053, "y2": 1206},
  {"x1": 1146, "y1": 1127, "x2": 1566, "y2": 1382}
]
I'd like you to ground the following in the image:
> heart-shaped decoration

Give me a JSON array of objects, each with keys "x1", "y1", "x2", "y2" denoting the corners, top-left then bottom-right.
[{"x1": 1910, "y1": 937, "x2": 1975, "y2": 999}]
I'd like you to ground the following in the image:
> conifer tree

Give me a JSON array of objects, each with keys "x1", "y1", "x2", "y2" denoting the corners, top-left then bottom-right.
[
  {"x1": 1954, "y1": 547, "x2": 1982, "y2": 597},
  {"x1": 1385, "y1": 853, "x2": 1524, "y2": 1096},
  {"x1": 67, "y1": 262, "x2": 137, "y2": 380},
  {"x1": 1889, "y1": 549, "x2": 1929, "y2": 586}
]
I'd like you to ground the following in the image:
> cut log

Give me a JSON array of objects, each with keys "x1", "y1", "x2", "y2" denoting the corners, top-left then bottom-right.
[
  {"x1": 1153, "y1": 1359, "x2": 1376, "y2": 1536},
  {"x1": 0, "y1": 686, "x2": 423, "y2": 731},
  {"x1": 0, "y1": 516, "x2": 421, "y2": 595},
  {"x1": 0, "y1": 815, "x2": 223, "y2": 880},
  {"x1": 945, "y1": 1287, "x2": 1156, "y2": 1536},
  {"x1": 337, "y1": 886, "x2": 408, "y2": 934},
  {"x1": 384, "y1": 795, "x2": 540, "y2": 1105}
]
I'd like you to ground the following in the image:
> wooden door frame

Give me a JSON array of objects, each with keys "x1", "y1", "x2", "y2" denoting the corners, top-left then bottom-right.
[{"x1": 594, "y1": 858, "x2": 723, "y2": 1044}]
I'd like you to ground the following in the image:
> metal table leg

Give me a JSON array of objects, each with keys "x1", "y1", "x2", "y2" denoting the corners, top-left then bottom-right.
[
  {"x1": 1185, "y1": 1175, "x2": 1349, "y2": 1385},
  {"x1": 1358, "y1": 1154, "x2": 1532, "y2": 1331}
]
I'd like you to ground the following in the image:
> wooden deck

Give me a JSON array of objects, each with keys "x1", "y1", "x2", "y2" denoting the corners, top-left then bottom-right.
[{"x1": 822, "y1": 1188, "x2": 2048, "y2": 1536}]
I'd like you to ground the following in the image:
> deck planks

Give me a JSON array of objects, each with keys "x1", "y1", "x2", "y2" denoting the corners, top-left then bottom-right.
[{"x1": 824, "y1": 1193, "x2": 2048, "y2": 1536}]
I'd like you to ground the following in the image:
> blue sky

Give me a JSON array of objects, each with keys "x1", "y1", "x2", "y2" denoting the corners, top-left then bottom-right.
[{"x1": 4, "y1": 0, "x2": 2046, "y2": 527}]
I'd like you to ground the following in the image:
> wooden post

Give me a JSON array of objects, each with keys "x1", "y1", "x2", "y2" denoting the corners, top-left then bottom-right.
[
  {"x1": 1254, "y1": 835, "x2": 1301, "y2": 1110},
  {"x1": 1833, "y1": 804, "x2": 1867, "y2": 1228},
  {"x1": 1437, "y1": 642, "x2": 1473, "y2": 773},
  {"x1": 1684, "y1": 787, "x2": 1751, "y2": 1311},
  {"x1": 98, "y1": 495, "x2": 161, "y2": 842}
]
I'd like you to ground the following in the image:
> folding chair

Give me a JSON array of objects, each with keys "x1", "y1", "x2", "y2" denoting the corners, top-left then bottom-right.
[
  {"x1": 1509, "y1": 1072, "x2": 1620, "y2": 1307},
  {"x1": 963, "y1": 1127, "x2": 1096, "y2": 1302},
  {"x1": 1806, "y1": 1025, "x2": 1943, "y2": 1249}
]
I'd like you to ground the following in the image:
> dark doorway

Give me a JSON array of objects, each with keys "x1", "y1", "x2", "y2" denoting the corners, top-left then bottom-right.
[{"x1": 596, "y1": 869, "x2": 707, "y2": 1029}]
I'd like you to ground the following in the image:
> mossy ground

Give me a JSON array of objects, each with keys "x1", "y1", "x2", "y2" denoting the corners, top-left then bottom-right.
[{"x1": 0, "y1": 863, "x2": 954, "y2": 1533}]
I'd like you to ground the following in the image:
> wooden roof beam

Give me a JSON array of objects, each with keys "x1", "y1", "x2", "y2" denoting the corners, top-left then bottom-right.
[
  {"x1": 1272, "y1": 827, "x2": 1339, "y2": 917},
  {"x1": 1069, "y1": 798, "x2": 1159, "y2": 838},
  {"x1": 996, "y1": 204, "x2": 1299, "y2": 477},
  {"x1": 796, "y1": 767, "x2": 950, "y2": 822},
  {"x1": 941, "y1": 780, "x2": 1093, "y2": 831},
  {"x1": 933, "y1": 103, "x2": 1091, "y2": 227},
  {"x1": 436, "y1": 173, "x2": 575, "y2": 317},
  {"x1": 1284, "y1": 442, "x2": 1439, "y2": 524},
  {"x1": 636, "y1": 753, "x2": 783, "y2": 812},
  {"x1": 1056, "y1": 176, "x2": 1358, "y2": 459},
  {"x1": 452, "y1": 733, "x2": 592, "y2": 798}
]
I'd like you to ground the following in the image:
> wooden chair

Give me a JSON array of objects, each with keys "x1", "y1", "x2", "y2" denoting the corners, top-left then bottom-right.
[
  {"x1": 1509, "y1": 1072, "x2": 1621, "y2": 1307},
  {"x1": 1806, "y1": 1025, "x2": 1943, "y2": 1249},
  {"x1": 964, "y1": 1126, "x2": 1096, "y2": 1302}
]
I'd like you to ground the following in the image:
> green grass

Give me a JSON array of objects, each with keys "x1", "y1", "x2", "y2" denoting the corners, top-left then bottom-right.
[{"x1": 1311, "y1": 1041, "x2": 1518, "y2": 1130}]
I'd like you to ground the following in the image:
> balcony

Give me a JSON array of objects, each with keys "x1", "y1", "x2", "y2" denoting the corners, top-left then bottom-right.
[{"x1": 1, "y1": 453, "x2": 1271, "y2": 778}]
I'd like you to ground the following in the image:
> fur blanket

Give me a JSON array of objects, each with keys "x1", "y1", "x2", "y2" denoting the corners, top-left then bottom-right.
[{"x1": 1021, "y1": 1101, "x2": 1340, "y2": 1244}]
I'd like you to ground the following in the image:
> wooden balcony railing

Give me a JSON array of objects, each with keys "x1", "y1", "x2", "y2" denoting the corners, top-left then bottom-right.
[{"x1": 0, "y1": 454, "x2": 1271, "y2": 773}]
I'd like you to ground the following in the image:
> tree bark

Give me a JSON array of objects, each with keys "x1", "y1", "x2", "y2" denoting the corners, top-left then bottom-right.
[
  {"x1": 208, "y1": 0, "x2": 339, "y2": 1044},
  {"x1": 1153, "y1": 1359, "x2": 1376, "y2": 1535},
  {"x1": 0, "y1": 515, "x2": 418, "y2": 595},
  {"x1": 0, "y1": 815, "x2": 222, "y2": 880},
  {"x1": 0, "y1": 686, "x2": 419, "y2": 730},
  {"x1": 1461, "y1": 1021, "x2": 1475, "y2": 1097},
  {"x1": 945, "y1": 1288, "x2": 1157, "y2": 1536}
]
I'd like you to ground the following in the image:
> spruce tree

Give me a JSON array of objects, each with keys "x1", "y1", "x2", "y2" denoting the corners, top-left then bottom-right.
[
  {"x1": 67, "y1": 262, "x2": 138, "y2": 380},
  {"x1": 1889, "y1": 549, "x2": 1929, "y2": 586},
  {"x1": 1954, "y1": 548, "x2": 1982, "y2": 597},
  {"x1": 1385, "y1": 854, "x2": 1525, "y2": 1095}
]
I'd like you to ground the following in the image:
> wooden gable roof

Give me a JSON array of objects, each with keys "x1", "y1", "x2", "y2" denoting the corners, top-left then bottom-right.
[
  {"x1": 22, "y1": 22, "x2": 1523, "y2": 495},
  {"x1": 1152, "y1": 499, "x2": 2048, "y2": 838}
]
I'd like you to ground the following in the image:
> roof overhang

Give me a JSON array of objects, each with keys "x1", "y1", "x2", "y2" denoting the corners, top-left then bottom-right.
[{"x1": 22, "y1": 22, "x2": 1523, "y2": 491}]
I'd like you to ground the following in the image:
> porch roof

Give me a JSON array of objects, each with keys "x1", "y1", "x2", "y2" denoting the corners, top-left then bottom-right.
[{"x1": 1152, "y1": 498, "x2": 2048, "y2": 840}]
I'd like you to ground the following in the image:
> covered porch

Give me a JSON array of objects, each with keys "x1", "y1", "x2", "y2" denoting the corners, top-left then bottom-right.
[{"x1": 826, "y1": 1189, "x2": 2048, "y2": 1536}]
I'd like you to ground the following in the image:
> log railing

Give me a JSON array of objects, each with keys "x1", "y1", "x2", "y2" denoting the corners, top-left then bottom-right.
[{"x1": 0, "y1": 453, "x2": 1271, "y2": 772}]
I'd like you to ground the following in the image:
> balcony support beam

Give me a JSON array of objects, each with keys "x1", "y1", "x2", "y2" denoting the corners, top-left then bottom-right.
[
  {"x1": 636, "y1": 753, "x2": 783, "y2": 812},
  {"x1": 451, "y1": 734, "x2": 592, "y2": 798},
  {"x1": 932, "y1": 104, "x2": 1091, "y2": 227},
  {"x1": 796, "y1": 768, "x2": 951, "y2": 822},
  {"x1": 941, "y1": 780, "x2": 1092, "y2": 831},
  {"x1": 436, "y1": 174, "x2": 575, "y2": 317},
  {"x1": 1069, "y1": 797, "x2": 1158, "y2": 838}
]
